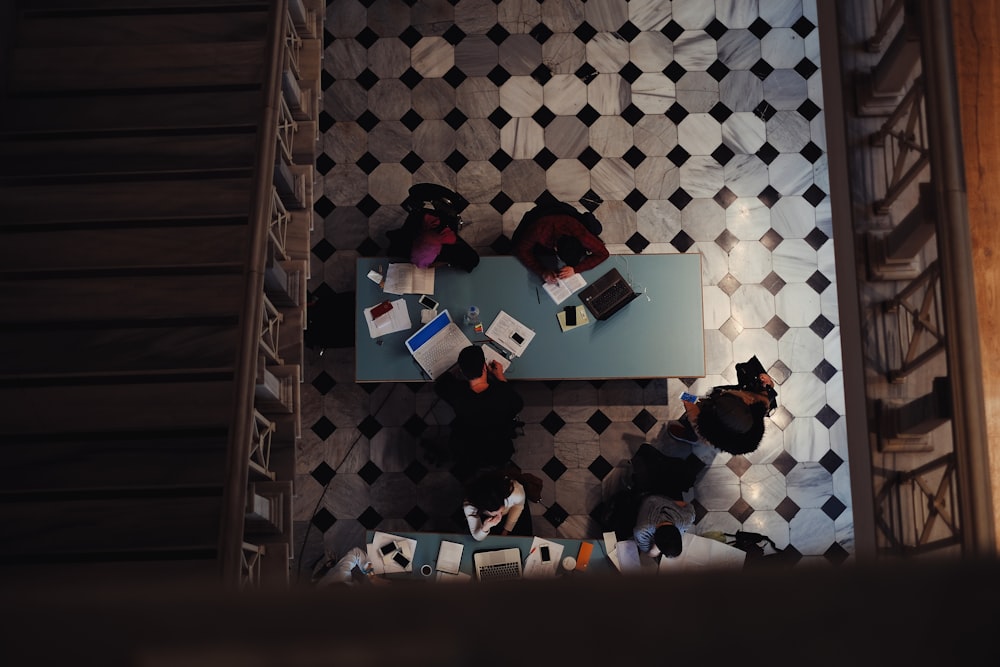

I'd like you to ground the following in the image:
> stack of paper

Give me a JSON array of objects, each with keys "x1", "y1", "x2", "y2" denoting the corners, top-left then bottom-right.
[
  {"x1": 522, "y1": 537, "x2": 564, "y2": 578},
  {"x1": 485, "y1": 310, "x2": 535, "y2": 357},
  {"x1": 363, "y1": 298, "x2": 410, "y2": 337}
]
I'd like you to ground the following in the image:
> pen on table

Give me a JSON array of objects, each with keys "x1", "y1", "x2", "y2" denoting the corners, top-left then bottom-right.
[
  {"x1": 529, "y1": 547, "x2": 536, "y2": 555},
  {"x1": 535, "y1": 287, "x2": 540, "y2": 304}
]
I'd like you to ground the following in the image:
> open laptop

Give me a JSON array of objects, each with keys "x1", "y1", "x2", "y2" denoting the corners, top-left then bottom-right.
[
  {"x1": 404, "y1": 308, "x2": 472, "y2": 380},
  {"x1": 473, "y1": 548, "x2": 523, "y2": 582},
  {"x1": 578, "y1": 267, "x2": 639, "y2": 321}
]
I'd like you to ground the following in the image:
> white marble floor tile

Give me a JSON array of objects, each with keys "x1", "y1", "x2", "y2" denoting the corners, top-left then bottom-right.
[
  {"x1": 724, "y1": 155, "x2": 769, "y2": 197},
  {"x1": 718, "y1": 29, "x2": 762, "y2": 69},
  {"x1": 763, "y1": 68, "x2": 810, "y2": 109},
  {"x1": 730, "y1": 283, "x2": 776, "y2": 328},
  {"x1": 412, "y1": 36, "x2": 454, "y2": 77},
  {"x1": 760, "y1": 0, "x2": 805, "y2": 28},
  {"x1": 499, "y1": 76, "x2": 543, "y2": 117},
  {"x1": 761, "y1": 28, "x2": 805, "y2": 69},
  {"x1": 629, "y1": 30, "x2": 674, "y2": 71},
  {"x1": 541, "y1": 33, "x2": 586, "y2": 74},
  {"x1": 585, "y1": 0, "x2": 628, "y2": 31},
  {"x1": 635, "y1": 198, "x2": 682, "y2": 242},
  {"x1": 672, "y1": 0, "x2": 717, "y2": 29},
  {"x1": 455, "y1": 0, "x2": 498, "y2": 34},
  {"x1": 775, "y1": 282, "x2": 821, "y2": 326},
  {"x1": 543, "y1": 74, "x2": 588, "y2": 115},
  {"x1": 454, "y1": 35, "x2": 499, "y2": 77},
  {"x1": 769, "y1": 153, "x2": 815, "y2": 195},
  {"x1": 766, "y1": 110, "x2": 811, "y2": 152},
  {"x1": 678, "y1": 113, "x2": 723, "y2": 155},
  {"x1": 456, "y1": 118, "x2": 500, "y2": 160},
  {"x1": 634, "y1": 158, "x2": 680, "y2": 200},
  {"x1": 778, "y1": 326, "x2": 826, "y2": 372},
  {"x1": 586, "y1": 32, "x2": 631, "y2": 73},
  {"x1": 588, "y1": 116, "x2": 634, "y2": 157},
  {"x1": 632, "y1": 115, "x2": 678, "y2": 156},
  {"x1": 676, "y1": 71, "x2": 720, "y2": 113},
  {"x1": 499, "y1": 34, "x2": 542, "y2": 75},
  {"x1": 680, "y1": 156, "x2": 724, "y2": 198},
  {"x1": 545, "y1": 159, "x2": 591, "y2": 200},
  {"x1": 367, "y1": 38, "x2": 411, "y2": 77},
  {"x1": 728, "y1": 240, "x2": 773, "y2": 284},
  {"x1": 772, "y1": 238, "x2": 818, "y2": 282},
  {"x1": 498, "y1": 0, "x2": 541, "y2": 34},
  {"x1": 631, "y1": 72, "x2": 676, "y2": 114},
  {"x1": 500, "y1": 117, "x2": 544, "y2": 158},
  {"x1": 541, "y1": 0, "x2": 586, "y2": 33},
  {"x1": 722, "y1": 112, "x2": 767, "y2": 154},
  {"x1": 588, "y1": 73, "x2": 631, "y2": 114},
  {"x1": 770, "y1": 196, "x2": 818, "y2": 238},
  {"x1": 412, "y1": 79, "x2": 456, "y2": 119},
  {"x1": 720, "y1": 70, "x2": 764, "y2": 112},
  {"x1": 544, "y1": 116, "x2": 590, "y2": 157},
  {"x1": 456, "y1": 76, "x2": 500, "y2": 117},
  {"x1": 673, "y1": 30, "x2": 718, "y2": 71}
]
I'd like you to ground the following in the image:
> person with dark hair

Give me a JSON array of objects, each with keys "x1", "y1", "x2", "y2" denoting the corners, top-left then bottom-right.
[
  {"x1": 385, "y1": 183, "x2": 480, "y2": 272},
  {"x1": 668, "y1": 369, "x2": 776, "y2": 455},
  {"x1": 462, "y1": 469, "x2": 529, "y2": 541},
  {"x1": 434, "y1": 345, "x2": 524, "y2": 475},
  {"x1": 633, "y1": 493, "x2": 695, "y2": 558},
  {"x1": 511, "y1": 202, "x2": 608, "y2": 283}
]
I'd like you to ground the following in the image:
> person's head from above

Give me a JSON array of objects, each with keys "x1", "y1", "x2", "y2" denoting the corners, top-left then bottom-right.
[
  {"x1": 465, "y1": 470, "x2": 513, "y2": 516},
  {"x1": 654, "y1": 523, "x2": 683, "y2": 558},
  {"x1": 696, "y1": 392, "x2": 767, "y2": 455},
  {"x1": 555, "y1": 234, "x2": 587, "y2": 267},
  {"x1": 457, "y1": 345, "x2": 486, "y2": 381}
]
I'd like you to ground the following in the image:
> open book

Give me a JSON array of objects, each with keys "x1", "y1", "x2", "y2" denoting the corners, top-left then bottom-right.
[
  {"x1": 542, "y1": 273, "x2": 587, "y2": 304},
  {"x1": 383, "y1": 263, "x2": 435, "y2": 295}
]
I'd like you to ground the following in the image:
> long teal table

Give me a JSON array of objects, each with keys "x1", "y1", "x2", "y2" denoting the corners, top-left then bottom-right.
[
  {"x1": 355, "y1": 254, "x2": 705, "y2": 381},
  {"x1": 365, "y1": 530, "x2": 614, "y2": 579}
]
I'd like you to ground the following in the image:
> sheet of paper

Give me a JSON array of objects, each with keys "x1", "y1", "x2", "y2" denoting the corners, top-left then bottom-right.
[
  {"x1": 369, "y1": 530, "x2": 418, "y2": 574},
  {"x1": 616, "y1": 539, "x2": 641, "y2": 572},
  {"x1": 485, "y1": 310, "x2": 535, "y2": 357},
  {"x1": 363, "y1": 298, "x2": 411, "y2": 338},
  {"x1": 435, "y1": 540, "x2": 464, "y2": 575},
  {"x1": 658, "y1": 533, "x2": 747, "y2": 572},
  {"x1": 522, "y1": 536, "x2": 564, "y2": 578},
  {"x1": 383, "y1": 263, "x2": 435, "y2": 295},
  {"x1": 481, "y1": 343, "x2": 511, "y2": 372},
  {"x1": 603, "y1": 531, "x2": 620, "y2": 571},
  {"x1": 542, "y1": 273, "x2": 587, "y2": 304}
]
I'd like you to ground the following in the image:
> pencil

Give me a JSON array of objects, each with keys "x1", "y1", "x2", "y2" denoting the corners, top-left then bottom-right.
[{"x1": 535, "y1": 287, "x2": 540, "y2": 303}]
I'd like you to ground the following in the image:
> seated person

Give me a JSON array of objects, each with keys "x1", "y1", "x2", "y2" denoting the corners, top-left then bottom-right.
[
  {"x1": 463, "y1": 469, "x2": 531, "y2": 541},
  {"x1": 311, "y1": 547, "x2": 389, "y2": 587},
  {"x1": 434, "y1": 345, "x2": 524, "y2": 477},
  {"x1": 511, "y1": 202, "x2": 609, "y2": 283},
  {"x1": 632, "y1": 493, "x2": 695, "y2": 559},
  {"x1": 385, "y1": 183, "x2": 479, "y2": 272}
]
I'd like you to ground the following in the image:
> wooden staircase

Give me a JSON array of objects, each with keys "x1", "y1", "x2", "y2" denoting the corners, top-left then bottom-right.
[{"x1": 0, "y1": 0, "x2": 322, "y2": 590}]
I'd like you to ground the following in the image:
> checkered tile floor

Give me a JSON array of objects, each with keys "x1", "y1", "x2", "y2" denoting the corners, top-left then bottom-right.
[{"x1": 294, "y1": 0, "x2": 853, "y2": 576}]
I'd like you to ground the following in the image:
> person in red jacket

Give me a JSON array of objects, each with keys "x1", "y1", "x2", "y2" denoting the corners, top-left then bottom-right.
[{"x1": 511, "y1": 202, "x2": 609, "y2": 283}]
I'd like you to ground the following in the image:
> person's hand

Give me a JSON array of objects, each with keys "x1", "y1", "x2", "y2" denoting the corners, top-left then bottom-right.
[
  {"x1": 488, "y1": 360, "x2": 506, "y2": 381},
  {"x1": 648, "y1": 545, "x2": 661, "y2": 558},
  {"x1": 541, "y1": 271, "x2": 558, "y2": 284},
  {"x1": 759, "y1": 373, "x2": 774, "y2": 388},
  {"x1": 556, "y1": 266, "x2": 576, "y2": 279},
  {"x1": 482, "y1": 512, "x2": 503, "y2": 529}
]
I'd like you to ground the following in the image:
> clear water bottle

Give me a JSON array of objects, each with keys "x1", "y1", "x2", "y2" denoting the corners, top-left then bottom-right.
[{"x1": 465, "y1": 305, "x2": 480, "y2": 326}]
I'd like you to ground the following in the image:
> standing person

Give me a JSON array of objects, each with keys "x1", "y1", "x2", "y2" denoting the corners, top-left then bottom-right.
[
  {"x1": 632, "y1": 494, "x2": 695, "y2": 559},
  {"x1": 434, "y1": 345, "x2": 524, "y2": 476},
  {"x1": 463, "y1": 469, "x2": 529, "y2": 541},
  {"x1": 668, "y1": 358, "x2": 777, "y2": 455},
  {"x1": 511, "y1": 202, "x2": 608, "y2": 283}
]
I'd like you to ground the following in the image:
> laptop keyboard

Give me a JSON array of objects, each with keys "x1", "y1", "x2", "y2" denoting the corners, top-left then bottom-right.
[
  {"x1": 589, "y1": 280, "x2": 632, "y2": 313},
  {"x1": 416, "y1": 325, "x2": 468, "y2": 374},
  {"x1": 477, "y1": 561, "x2": 522, "y2": 581}
]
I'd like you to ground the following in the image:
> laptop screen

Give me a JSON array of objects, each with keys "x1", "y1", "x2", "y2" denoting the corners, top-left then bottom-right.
[{"x1": 405, "y1": 309, "x2": 451, "y2": 352}]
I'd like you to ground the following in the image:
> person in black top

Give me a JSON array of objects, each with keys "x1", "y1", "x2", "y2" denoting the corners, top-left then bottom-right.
[{"x1": 434, "y1": 345, "x2": 524, "y2": 478}]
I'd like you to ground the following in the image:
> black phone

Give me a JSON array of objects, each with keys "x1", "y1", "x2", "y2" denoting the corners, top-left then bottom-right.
[
  {"x1": 380, "y1": 542, "x2": 397, "y2": 556},
  {"x1": 392, "y1": 551, "x2": 410, "y2": 568},
  {"x1": 540, "y1": 546, "x2": 551, "y2": 562},
  {"x1": 564, "y1": 306, "x2": 576, "y2": 326},
  {"x1": 512, "y1": 332, "x2": 525, "y2": 345}
]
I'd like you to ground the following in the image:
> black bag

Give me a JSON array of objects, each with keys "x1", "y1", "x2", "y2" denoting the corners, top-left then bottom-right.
[{"x1": 725, "y1": 530, "x2": 796, "y2": 567}]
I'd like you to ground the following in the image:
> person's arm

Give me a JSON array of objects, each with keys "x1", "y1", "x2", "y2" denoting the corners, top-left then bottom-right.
[
  {"x1": 501, "y1": 481, "x2": 526, "y2": 533},
  {"x1": 315, "y1": 547, "x2": 372, "y2": 587},
  {"x1": 465, "y1": 503, "x2": 491, "y2": 541},
  {"x1": 633, "y1": 524, "x2": 655, "y2": 552}
]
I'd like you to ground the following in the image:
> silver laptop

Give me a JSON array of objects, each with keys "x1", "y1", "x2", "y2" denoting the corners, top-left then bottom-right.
[
  {"x1": 404, "y1": 309, "x2": 472, "y2": 380},
  {"x1": 473, "y1": 548, "x2": 523, "y2": 582}
]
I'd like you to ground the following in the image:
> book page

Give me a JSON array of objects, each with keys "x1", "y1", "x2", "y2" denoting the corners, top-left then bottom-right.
[
  {"x1": 542, "y1": 273, "x2": 587, "y2": 304},
  {"x1": 383, "y1": 263, "x2": 435, "y2": 294},
  {"x1": 382, "y1": 263, "x2": 412, "y2": 295},
  {"x1": 411, "y1": 266, "x2": 435, "y2": 294}
]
